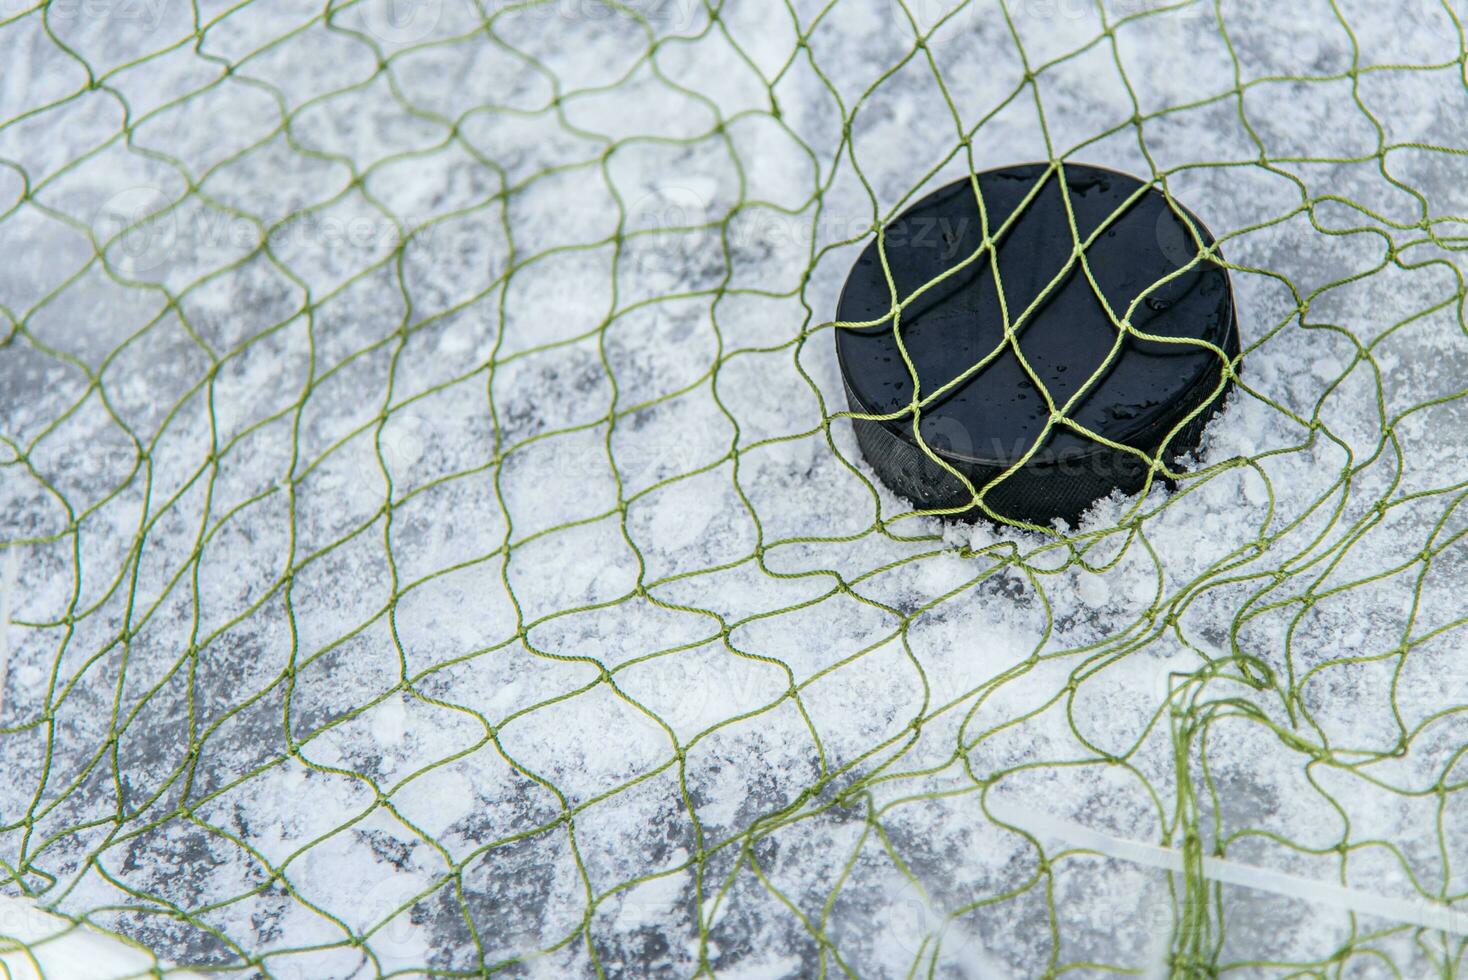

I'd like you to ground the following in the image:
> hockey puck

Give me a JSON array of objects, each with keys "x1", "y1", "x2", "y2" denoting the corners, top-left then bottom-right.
[{"x1": 835, "y1": 162, "x2": 1238, "y2": 527}]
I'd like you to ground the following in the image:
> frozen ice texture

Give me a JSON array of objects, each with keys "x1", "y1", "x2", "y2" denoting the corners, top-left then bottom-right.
[{"x1": 4, "y1": 0, "x2": 1468, "y2": 976}]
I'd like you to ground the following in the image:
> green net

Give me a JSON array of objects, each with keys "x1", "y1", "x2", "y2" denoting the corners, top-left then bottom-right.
[{"x1": 4, "y1": 0, "x2": 1468, "y2": 976}]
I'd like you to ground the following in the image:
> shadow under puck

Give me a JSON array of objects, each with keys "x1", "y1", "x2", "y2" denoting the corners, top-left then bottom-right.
[{"x1": 835, "y1": 161, "x2": 1240, "y2": 528}]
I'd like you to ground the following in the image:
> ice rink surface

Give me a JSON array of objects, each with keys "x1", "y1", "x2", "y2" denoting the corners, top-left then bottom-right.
[{"x1": 4, "y1": 0, "x2": 1468, "y2": 975}]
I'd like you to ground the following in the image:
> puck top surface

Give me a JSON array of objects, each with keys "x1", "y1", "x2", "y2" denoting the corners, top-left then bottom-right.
[{"x1": 835, "y1": 162, "x2": 1235, "y2": 467}]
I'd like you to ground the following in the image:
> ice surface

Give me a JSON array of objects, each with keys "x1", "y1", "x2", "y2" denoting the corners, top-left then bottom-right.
[{"x1": 4, "y1": 0, "x2": 1468, "y2": 977}]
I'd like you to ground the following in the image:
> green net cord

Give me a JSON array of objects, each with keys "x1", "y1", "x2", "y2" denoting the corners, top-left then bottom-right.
[{"x1": 3, "y1": 0, "x2": 1468, "y2": 976}]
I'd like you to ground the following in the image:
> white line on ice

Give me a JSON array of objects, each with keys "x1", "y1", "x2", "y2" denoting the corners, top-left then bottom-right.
[{"x1": 989, "y1": 796, "x2": 1468, "y2": 936}]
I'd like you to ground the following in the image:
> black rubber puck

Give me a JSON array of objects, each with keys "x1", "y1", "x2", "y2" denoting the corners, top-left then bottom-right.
[{"x1": 835, "y1": 162, "x2": 1239, "y2": 528}]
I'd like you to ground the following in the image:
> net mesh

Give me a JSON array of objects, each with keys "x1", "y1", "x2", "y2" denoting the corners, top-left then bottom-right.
[{"x1": 3, "y1": 0, "x2": 1468, "y2": 976}]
